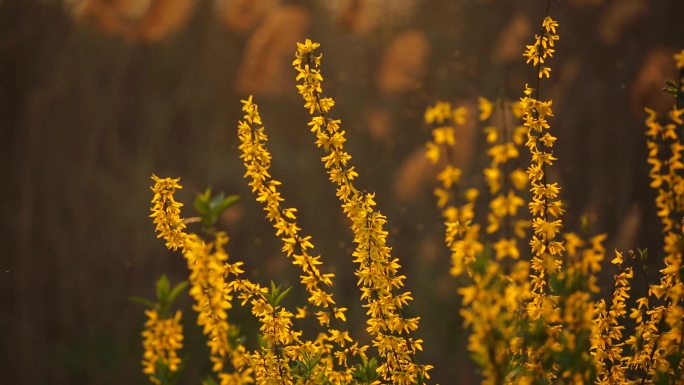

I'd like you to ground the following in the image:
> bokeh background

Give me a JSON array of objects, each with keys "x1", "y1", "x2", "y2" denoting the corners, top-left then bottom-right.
[{"x1": 2, "y1": 0, "x2": 684, "y2": 384}]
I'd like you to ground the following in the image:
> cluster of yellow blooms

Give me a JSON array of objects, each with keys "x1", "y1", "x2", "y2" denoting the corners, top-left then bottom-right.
[
  {"x1": 523, "y1": 15, "x2": 559, "y2": 80},
  {"x1": 424, "y1": 100, "x2": 482, "y2": 277},
  {"x1": 142, "y1": 3, "x2": 684, "y2": 382},
  {"x1": 426, "y1": 92, "x2": 543, "y2": 384},
  {"x1": 585, "y1": 53, "x2": 684, "y2": 382},
  {"x1": 479, "y1": 98, "x2": 529, "y2": 246},
  {"x1": 292, "y1": 39, "x2": 432, "y2": 384},
  {"x1": 631, "y1": 50, "x2": 684, "y2": 384},
  {"x1": 150, "y1": 175, "x2": 187, "y2": 251},
  {"x1": 591, "y1": 250, "x2": 633, "y2": 383},
  {"x1": 517, "y1": 16, "x2": 565, "y2": 384},
  {"x1": 238, "y1": 95, "x2": 367, "y2": 382},
  {"x1": 424, "y1": 15, "x2": 564, "y2": 380},
  {"x1": 422, "y1": 9, "x2": 684, "y2": 385},
  {"x1": 521, "y1": 16, "x2": 564, "y2": 322},
  {"x1": 184, "y1": 232, "x2": 255, "y2": 384},
  {"x1": 141, "y1": 309, "x2": 184, "y2": 385},
  {"x1": 146, "y1": 39, "x2": 433, "y2": 385},
  {"x1": 150, "y1": 177, "x2": 254, "y2": 385}
]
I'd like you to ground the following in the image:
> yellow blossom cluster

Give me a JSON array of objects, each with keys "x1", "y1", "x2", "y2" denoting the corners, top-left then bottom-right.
[
  {"x1": 293, "y1": 38, "x2": 432, "y2": 384},
  {"x1": 480, "y1": 97, "x2": 530, "y2": 257},
  {"x1": 645, "y1": 106, "x2": 684, "y2": 233},
  {"x1": 523, "y1": 16, "x2": 559, "y2": 79},
  {"x1": 515, "y1": 15, "x2": 565, "y2": 384},
  {"x1": 423, "y1": 100, "x2": 483, "y2": 276},
  {"x1": 237, "y1": 95, "x2": 367, "y2": 382},
  {"x1": 184, "y1": 232, "x2": 254, "y2": 384},
  {"x1": 459, "y1": 260, "x2": 531, "y2": 385},
  {"x1": 424, "y1": 98, "x2": 535, "y2": 385},
  {"x1": 630, "y1": 53, "x2": 684, "y2": 383},
  {"x1": 150, "y1": 175, "x2": 187, "y2": 251},
  {"x1": 151, "y1": 176, "x2": 253, "y2": 384},
  {"x1": 241, "y1": 280, "x2": 302, "y2": 384},
  {"x1": 549, "y1": 232, "x2": 607, "y2": 384},
  {"x1": 141, "y1": 16, "x2": 684, "y2": 385},
  {"x1": 141, "y1": 309, "x2": 184, "y2": 385},
  {"x1": 521, "y1": 16, "x2": 564, "y2": 321},
  {"x1": 591, "y1": 251, "x2": 633, "y2": 384},
  {"x1": 238, "y1": 96, "x2": 346, "y2": 329},
  {"x1": 424, "y1": 12, "x2": 596, "y2": 385}
]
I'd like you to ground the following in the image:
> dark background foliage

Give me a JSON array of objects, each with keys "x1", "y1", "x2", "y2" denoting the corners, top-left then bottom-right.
[{"x1": 2, "y1": 0, "x2": 683, "y2": 384}]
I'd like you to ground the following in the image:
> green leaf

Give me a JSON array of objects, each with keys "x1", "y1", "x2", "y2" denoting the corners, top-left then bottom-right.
[
  {"x1": 194, "y1": 188, "x2": 212, "y2": 215},
  {"x1": 167, "y1": 281, "x2": 188, "y2": 306},
  {"x1": 227, "y1": 326, "x2": 246, "y2": 349},
  {"x1": 128, "y1": 296, "x2": 156, "y2": 308},
  {"x1": 290, "y1": 352, "x2": 322, "y2": 380},
  {"x1": 206, "y1": 193, "x2": 239, "y2": 226},
  {"x1": 257, "y1": 334, "x2": 267, "y2": 348},
  {"x1": 637, "y1": 247, "x2": 648, "y2": 260},
  {"x1": 211, "y1": 195, "x2": 239, "y2": 224},
  {"x1": 216, "y1": 195, "x2": 240, "y2": 212},
  {"x1": 473, "y1": 244, "x2": 492, "y2": 276},
  {"x1": 201, "y1": 376, "x2": 218, "y2": 385},
  {"x1": 275, "y1": 286, "x2": 293, "y2": 306},
  {"x1": 637, "y1": 247, "x2": 649, "y2": 273},
  {"x1": 352, "y1": 357, "x2": 379, "y2": 384},
  {"x1": 266, "y1": 281, "x2": 292, "y2": 306},
  {"x1": 156, "y1": 275, "x2": 170, "y2": 302},
  {"x1": 194, "y1": 188, "x2": 239, "y2": 227}
]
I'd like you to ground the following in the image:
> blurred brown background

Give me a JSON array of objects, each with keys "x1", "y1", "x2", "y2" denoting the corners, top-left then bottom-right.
[{"x1": 2, "y1": 0, "x2": 683, "y2": 384}]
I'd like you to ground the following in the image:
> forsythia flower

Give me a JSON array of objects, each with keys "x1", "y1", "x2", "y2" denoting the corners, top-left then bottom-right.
[
  {"x1": 521, "y1": 16, "x2": 564, "y2": 317},
  {"x1": 425, "y1": 96, "x2": 533, "y2": 385},
  {"x1": 523, "y1": 16, "x2": 559, "y2": 78},
  {"x1": 237, "y1": 95, "x2": 362, "y2": 382},
  {"x1": 294, "y1": 39, "x2": 432, "y2": 384},
  {"x1": 142, "y1": 309, "x2": 184, "y2": 384},
  {"x1": 636, "y1": 56, "x2": 684, "y2": 382},
  {"x1": 149, "y1": 177, "x2": 253, "y2": 384},
  {"x1": 478, "y1": 97, "x2": 493, "y2": 121},
  {"x1": 150, "y1": 175, "x2": 187, "y2": 251},
  {"x1": 675, "y1": 49, "x2": 684, "y2": 69},
  {"x1": 591, "y1": 251, "x2": 632, "y2": 384},
  {"x1": 184, "y1": 233, "x2": 247, "y2": 378}
]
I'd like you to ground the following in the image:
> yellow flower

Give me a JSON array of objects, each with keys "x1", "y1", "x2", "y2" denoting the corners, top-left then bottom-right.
[
  {"x1": 424, "y1": 101, "x2": 452, "y2": 125},
  {"x1": 432, "y1": 126, "x2": 456, "y2": 145},
  {"x1": 484, "y1": 126, "x2": 498, "y2": 143},
  {"x1": 539, "y1": 66, "x2": 551, "y2": 79},
  {"x1": 533, "y1": 218, "x2": 562, "y2": 240},
  {"x1": 675, "y1": 49, "x2": 684, "y2": 69},
  {"x1": 484, "y1": 167, "x2": 502, "y2": 194},
  {"x1": 437, "y1": 165, "x2": 462, "y2": 189},
  {"x1": 150, "y1": 175, "x2": 188, "y2": 251},
  {"x1": 295, "y1": 38, "x2": 320, "y2": 55},
  {"x1": 542, "y1": 16, "x2": 559, "y2": 34},
  {"x1": 510, "y1": 169, "x2": 528, "y2": 191},
  {"x1": 425, "y1": 142, "x2": 441, "y2": 164},
  {"x1": 478, "y1": 97, "x2": 494, "y2": 121},
  {"x1": 465, "y1": 188, "x2": 479, "y2": 202},
  {"x1": 141, "y1": 310, "x2": 184, "y2": 384},
  {"x1": 453, "y1": 106, "x2": 468, "y2": 125},
  {"x1": 294, "y1": 39, "x2": 431, "y2": 382},
  {"x1": 494, "y1": 238, "x2": 520, "y2": 260}
]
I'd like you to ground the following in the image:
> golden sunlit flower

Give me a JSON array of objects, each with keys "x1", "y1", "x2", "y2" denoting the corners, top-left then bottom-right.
[
  {"x1": 142, "y1": 310, "x2": 184, "y2": 384},
  {"x1": 295, "y1": 39, "x2": 431, "y2": 384},
  {"x1": 150, "y1": 175, "x2": 188, "y2": 251}
]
